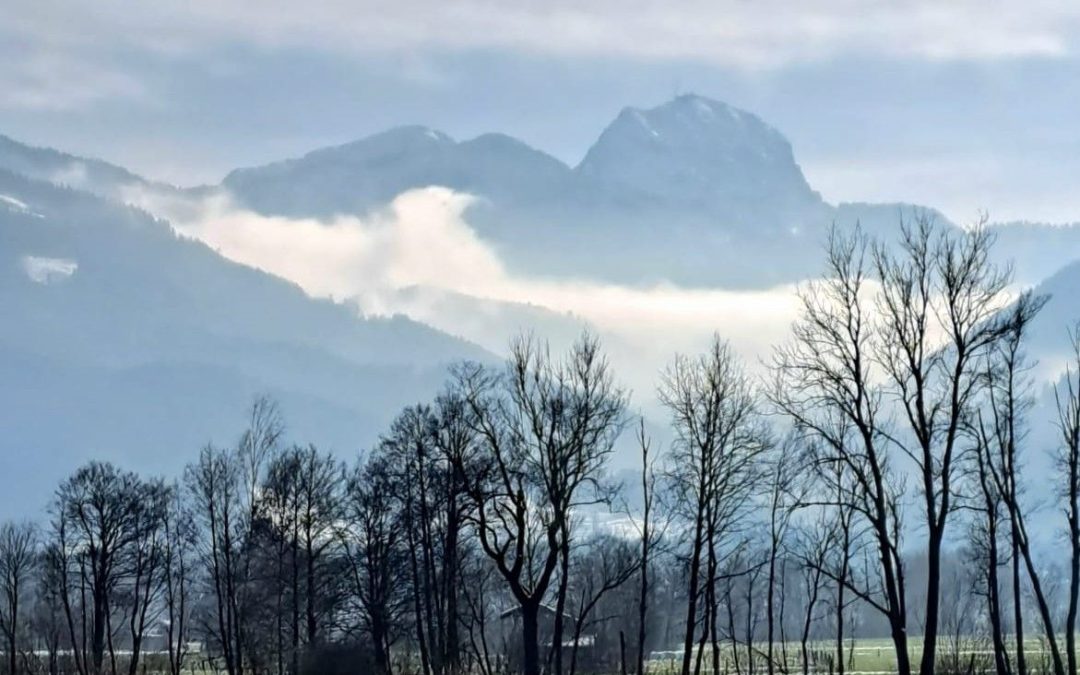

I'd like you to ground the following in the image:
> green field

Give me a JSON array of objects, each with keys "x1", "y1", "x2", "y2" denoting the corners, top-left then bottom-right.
[{"x1": 645, "y1": 637, "x2": 1063, "y2": 674}]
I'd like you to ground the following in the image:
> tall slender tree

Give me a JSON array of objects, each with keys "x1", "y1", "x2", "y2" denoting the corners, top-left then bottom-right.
[
  {"x1": 451, "y1": 333, "x2": 626, "y2": 675},
  {"x1": 771, "y1": 228, "x2": 910, "y2": 675},
  {"x1": 341, "y1": 453, "x2": 407, "y2": 675},
  {"x1": 0, "y1": 521, "x2": 37, "y2": 675},
  {"x1": 661, "y1": 336, "x2": 767, "y2": 675},
  {"x1": 1056, "y1": 325, "x2": 1080, "y2": 675},
  {"x1": 873, "y1": 216, "x2": 1014, "y2": 675}
]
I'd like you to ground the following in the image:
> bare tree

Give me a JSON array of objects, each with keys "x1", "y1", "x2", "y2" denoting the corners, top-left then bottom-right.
[
  {"x1": 967, "y1": 418, "x2": 1010, "y2": 675},
  {"x1": 630, "y1": 420, "x2": 664, "y2": 675},
  {"x1": 186, "y1": 396, "x2": 284, "y2": 675},
  {"x1": 872, "y1": 216, "x2": 1014, "y2": 675},
  {"x1": 32, "y1": 554, "x2": 66, "y2": 675},
  {"x1": 340, "y1": 453, "x2": 407, "y2": 675},
  {"x1": 239, "y1": 397, "x2": 285, "y2": 528},
  {"x1": 451, "y1": 333, "x2": 626, "y2": 675},
  {"x1": 121, "y1": 480, "x2": 170, "y2": 675},
  {"x1": 963, "y1": 300, "x2": 1049, "y2": 675},
  {"x1": 764, "y1": 435, "x2": 805, "y2": 675},
  {"x1": 187, "y1": 445, "x2": 244, "y2": 675},
  {"x1": 384, "y1": 406, "x2": 442, "y2": 673},
  {"x1": 431, "y1": 391, "x2": 477, "y2": 675},
  {"x1": 771, "y1": 227, "x2": 910, "y2": 675},
  {"x1": 457, "y1": 549, "x2": 499, "y2": 675},
  {"x1": 566, "y1": 534, "x2": 638, "y2": 675},
  {"x1": 260, "y1": 448, "x2": 303, "y2": 675},
  {"x1": 661, "y1": 336, "x2": 767, "y2": 675},
  {"x1": 51, "y1": 462, "x2": 147, "y2": 675},
  {"x1": 292, "y1": 445, "x2": 343, "y2": 649},
  {"x1": 162, "y1": 483, "x2": 194, "y2": 675},
  {"x1": 0, "y1": 521, "x2": 37, "y2": 675},
  {"x1": 793, "y1": 512, "x2": 834, "y2": 675},
  {"x1": 1056, "y1": 325, "x2": 1080, "y2": 675},
  {"x1": 974, "y1": 292, "x2": 1059, "y2": 675}
]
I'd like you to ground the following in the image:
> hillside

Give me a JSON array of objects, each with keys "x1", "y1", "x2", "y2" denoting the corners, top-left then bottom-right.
[{"x1": 0, "y1": 169, "x2": 488, "y2": 516}]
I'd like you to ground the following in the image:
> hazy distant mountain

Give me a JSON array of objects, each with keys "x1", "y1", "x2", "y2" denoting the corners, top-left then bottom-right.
[
  {"x1": 2, "y1": 93, "x2": 1048, "y2": 291},
  {"x1": 988, "y1": 221, "x2": 1080, "y2": 285},
  {"x1": 1028, "y1": 259, "x2": 1080, "y2": 357},
  {"x1": 224, "y1": 95, "x2": 825, "y2": 226},
  {"x1": 6, "y1": 96, "x2": 1077, "y2": 290},
  {"x1": 0, "y1": 169, "x2": 488, "y2": 517},
  {"x1": 0, "y1": 133, "x2": 163, "y2": 201},
  {"x1": 216, "y1": 96, "x2": 929, "y2": 286},
  {"x1": 218, "y1": 94, "x2": 1080, "y2": 287},
  {"x1": 577, "y1": 96, "x2": 824, "y2": 229},
  {"x1": 223, "y1": 126, "x2": 578, "y2": 218}
]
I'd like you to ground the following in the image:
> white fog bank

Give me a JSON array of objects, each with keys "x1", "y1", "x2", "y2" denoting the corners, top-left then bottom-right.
[{"x1": 130, "y1": 185, "x2": 804, "y2": 399}]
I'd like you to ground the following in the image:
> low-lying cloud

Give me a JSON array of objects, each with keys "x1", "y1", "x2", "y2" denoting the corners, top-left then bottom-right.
[
  {"x1": 127, "y1": 184, "x2": 1072, "y2": 410},
  {"x1": 167, "y1": 188, "x2": 504, "y2": 301},
  {"x1": 135, "y1": 186, "x2": 802, "y2": 398}
]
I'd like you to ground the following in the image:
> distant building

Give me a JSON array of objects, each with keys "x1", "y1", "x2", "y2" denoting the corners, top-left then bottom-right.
[{"x1": 497, "y1": 604, "x2": 598, "y2": 671}]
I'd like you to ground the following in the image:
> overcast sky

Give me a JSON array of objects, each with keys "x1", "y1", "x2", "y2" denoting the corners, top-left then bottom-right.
[{"x1": 4, "y1": 1, "x2": 1080, "y2": 223}]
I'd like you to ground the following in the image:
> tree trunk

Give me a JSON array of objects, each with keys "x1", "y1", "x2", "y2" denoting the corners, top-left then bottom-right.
[
  {"x1": 768, "y1": 549, "x2": 777, "y2": 675},
  {"x1": 7, "y1": 584, "x2": 17, "y2": 675},
  {"x1": 444, "y1": 500, "x2": 461, "y2": 675},
  {"x1": 836, "y1": 580, "x2": 845, "y2": 675},
  {"x1": 1011, "y1": 515, "x2": 1026, "y2": 675},
  {"x1": 889, "y1": 620, "x2": 910, "y2": 675},
  {"x1": 680, "y1": 503, "x2": 706, "y2": 675},
  {"x1": 919, "y1": 526, "x2": 943, "y2": 675},
  {"x1": 306, "y1": 537, "x2": 317, "y2": 646},
  {"x1": 1017, "y1": 529, "x2": 1066, "y2": 675},
  {"x1": 1068, "y1": 462, "x2": 1080, "y2": 675},
  {"x1": 872, "y1": 508, "x2": 909, "y2": 675},
  {"x1": 746, "y1": 573, "x2": 756, "y2": 675},
  {"x1": 522, "y1": 604, "x2": 542, "y2": 675},
  {"x1": 291, "y1": 534, "x2": 300, "y2": 675},
  {"x1": 1069, "y1": 538, "x2": 1079, "y2": 675},
  {"x1": 800, "y1": 570, "x2": 820, "y2": 675},
  {"x1": 986, "y1": 523, "x2": 1010, "y2": 675},
  {"x1": 637, "y1": 524, "x2": 650, "y2": 675},
  {"x1": 92, "y1": 579, "x2": 106, "y2": 675},
  {"x1": 552, "y1": 535, "x2": 570, "y2": 675},
  {"x1": 372, "y1": 617, "x2": 390, "y2": 675}
]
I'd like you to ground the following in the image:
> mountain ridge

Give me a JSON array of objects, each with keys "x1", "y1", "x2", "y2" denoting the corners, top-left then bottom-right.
[{"x1": 3, "y1": 94, "x2": 1079, "y2": 288}]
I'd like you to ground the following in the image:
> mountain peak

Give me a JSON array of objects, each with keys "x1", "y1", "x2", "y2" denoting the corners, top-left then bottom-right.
[
  {"x1": 367, "y1": 124, "x2": 452, "y2": 144},
  {"x1": 299, "y1": 125, "x2": 454, "y2": 163},
  {"x1": 576, "y1": 95, "x2": 820, "y2": 220},
  {"x1": 592, "y1": 94, "x2": 780, "y2": 148},
  {"x1": 659, "y1": 93, "x2": 753, "y2": 122},
  {"x1": 221, "y1": 124, "x2": 572, "y2": 218}
]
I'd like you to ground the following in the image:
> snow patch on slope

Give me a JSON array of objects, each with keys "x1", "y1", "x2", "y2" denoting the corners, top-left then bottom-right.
[{"x1": 0, "y1": 194, "x2": 42, "y2": 217}]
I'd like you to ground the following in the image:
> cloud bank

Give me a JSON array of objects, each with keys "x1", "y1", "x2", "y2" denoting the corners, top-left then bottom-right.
[
  {"x1": 10, "y1": 1, "x2": 1080, "y2": 74},
  {"x1": 127, "y1": 184, "x2": 1070, "y2": 408},
  {"x1": 166, "y1": 188, "x2": 504, "y2": 301},
  {"x1": 5, "y1": 0, "x2": 1080, "y2": 115},
  {"x1": 137, "y1": 186, "x2": 801, "y2": 397}
]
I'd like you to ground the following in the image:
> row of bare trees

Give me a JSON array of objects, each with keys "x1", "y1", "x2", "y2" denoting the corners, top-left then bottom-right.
[
  {"x1": 2, "y1": 217, "x2": 1080, "y2": 675},
  {"x1": 770, "y1": 217, "x2": 1080, "y2": 675}
]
